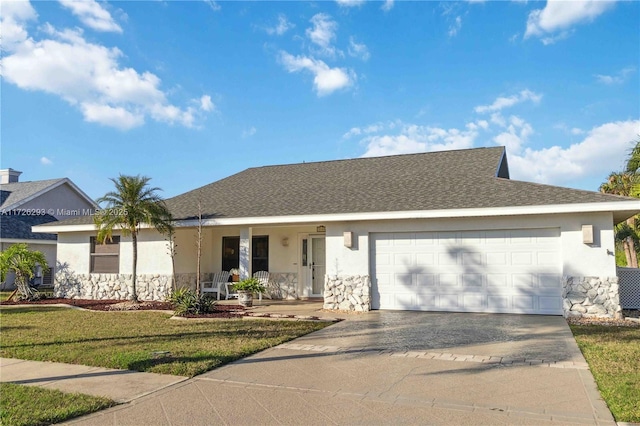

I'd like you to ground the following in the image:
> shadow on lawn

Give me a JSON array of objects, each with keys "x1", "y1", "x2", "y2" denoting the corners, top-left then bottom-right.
[
  {"x1": 1, "y1": 327, "x2": 310, "y2": 350},
  {"x1": 126, "y1": 353, "x2": 240, "y2": 373}
]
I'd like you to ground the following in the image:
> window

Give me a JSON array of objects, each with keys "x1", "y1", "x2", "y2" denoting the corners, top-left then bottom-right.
[
  {"x1": 221, "y1": 236, "x2": 269, "y2": 273},
  {"x1": 222, "y1": 237, "x2": 240, "y2": 272},
  {"x1": 90, "y1": 236, "x2": 120, "y2": 273},
  {"x1": 252, "y1": 236, "x2": 269, "y2": 272}
]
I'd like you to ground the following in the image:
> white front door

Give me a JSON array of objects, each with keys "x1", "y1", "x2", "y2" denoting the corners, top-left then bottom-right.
[{"x1": 300, "y1": 235, "x2": 326, "y2": 297}]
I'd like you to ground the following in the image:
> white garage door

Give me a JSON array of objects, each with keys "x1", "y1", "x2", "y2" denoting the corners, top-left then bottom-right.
[{"x1": 370, "y1": 229, "x2": 563, "y2": 315}]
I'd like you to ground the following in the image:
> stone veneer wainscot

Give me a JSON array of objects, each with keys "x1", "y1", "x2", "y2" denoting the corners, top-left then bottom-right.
[
  {"x1": 562, "y1": 276, "x2": 622, "y2": 319},
  {"x1": 323, "y1": 275, "x2": 371, "y2": 312}
]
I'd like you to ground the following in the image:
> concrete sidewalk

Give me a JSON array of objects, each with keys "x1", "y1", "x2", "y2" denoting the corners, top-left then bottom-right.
[{"x1": 0, "y1": 358, "x2": 187, "y2": 403}]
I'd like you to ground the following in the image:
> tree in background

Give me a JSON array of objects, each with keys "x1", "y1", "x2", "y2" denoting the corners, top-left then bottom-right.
[
  {"x1": 600, "y1": 139, "x2": 640, "y2": 267},
  {"x1": 0, "y1": 243, "x2": 49, "y2": 301},
  {"x1": 95, "y1": 175, "x2": 173, "y2": 301}
]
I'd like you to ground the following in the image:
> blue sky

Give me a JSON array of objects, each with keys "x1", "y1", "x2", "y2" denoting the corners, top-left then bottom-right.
[{"x1": 2, "y1": 0, "x2": 639, "y2": 200}]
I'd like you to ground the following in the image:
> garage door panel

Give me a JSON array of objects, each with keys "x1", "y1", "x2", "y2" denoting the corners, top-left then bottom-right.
[
  {"x1": 462, "y1": 252, "x2": 482, "y2": 266},
  {"x1": 439, "y1": 294, "x2": 460, "y2": 308},
  {"x1": 416, "y1": 273, "x2": 436, "y2": 287},
  {"x1": 462, "y1": 274, "x2": 483, "y2": 287},
  {"x1": 371, "y1": 228, "x2": 562, "y2": 314}
]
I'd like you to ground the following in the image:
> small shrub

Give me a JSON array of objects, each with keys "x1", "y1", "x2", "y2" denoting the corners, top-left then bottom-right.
[{"x1": 168, "y1": 287, "x2": 215, "y2": 316}]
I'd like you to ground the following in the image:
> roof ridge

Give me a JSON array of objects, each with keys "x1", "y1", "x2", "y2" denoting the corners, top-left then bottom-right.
[{"x1": 247, "y1": 146, "x2": 505, "y2": 170}]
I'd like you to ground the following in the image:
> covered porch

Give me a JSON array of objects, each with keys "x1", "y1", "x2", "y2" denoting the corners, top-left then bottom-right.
[{"x1": 172, "y1": 223, "x2": 329, "y2": 301}]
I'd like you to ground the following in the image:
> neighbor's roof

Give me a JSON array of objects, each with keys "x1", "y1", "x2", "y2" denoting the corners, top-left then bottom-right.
[
  {"x1": 35, "y1": 147, "x2": 640, "y2": 230},
  {"x1": 0, "y1": 178, "x2": 65, "y2": 209},
  {"x1": 1, "y1": 214, "x2": 57, "y2": 241}
]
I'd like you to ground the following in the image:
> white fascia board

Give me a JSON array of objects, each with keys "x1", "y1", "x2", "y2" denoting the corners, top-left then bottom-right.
[
  {"x1": 173, "y1": 200, "x2": 640, "y2": 228},
  {"x1": 0, "y1": 238, "x2": 57, "y2": 245},
  {"x1": 34, "y1": 200, "x2": 640, "y2": 232}
]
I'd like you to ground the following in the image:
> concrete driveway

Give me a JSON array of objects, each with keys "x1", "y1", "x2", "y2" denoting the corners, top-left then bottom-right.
[{"x1": 70, "y1": 312, "x2": 615, "y2": 425}]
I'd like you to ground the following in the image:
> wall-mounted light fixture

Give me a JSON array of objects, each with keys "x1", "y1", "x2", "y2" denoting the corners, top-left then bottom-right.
[
  {"x1": 344, "y1": 231, "x2": 354, "y2": 248},
  {"x1": 316, "y1": 225, "x2": 326, "y2": 233},
  {"x1": 582, "y1": 225, "x2": 594, "y2": 244},
  {"x1": 281, "y1": 237, "x2": 289, "y2": 247}
]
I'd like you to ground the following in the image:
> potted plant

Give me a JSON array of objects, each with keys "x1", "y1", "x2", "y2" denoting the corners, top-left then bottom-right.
[
  {"x1": 229, "y1": 268, "x2": 240, "y2": 282},
  {"x1": 232, "y1": 277, "x2": 265, "y2": 307}
]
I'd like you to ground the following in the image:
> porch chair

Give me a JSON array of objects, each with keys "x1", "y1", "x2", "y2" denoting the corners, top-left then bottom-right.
[
  {"x1": 253, "y1": 270, "x2": 270, "y2": 301},
  {"x1": 201, "y1": 271, "x2": 230, "y2": 300},
  {"x1": 224, "y1": 281, "x2": 239, "y2": 300}
]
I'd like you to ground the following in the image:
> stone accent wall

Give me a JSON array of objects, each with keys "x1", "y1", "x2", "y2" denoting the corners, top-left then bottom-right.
[
  {"x1": 174, "y1": 273, "x2": 212, "y2": 292},
  {"x1": 323, "y1": 275, "x2": 371, "y2": 312},
  {"x1": 562, "y1": 276, "x2": 622, "y2": 319},
  {"x1": 54, "y1": 272, "x2": 172, "y2": 301},
  {"x1": 267, "y1": 272, "x2": 298, "y2": 300}
]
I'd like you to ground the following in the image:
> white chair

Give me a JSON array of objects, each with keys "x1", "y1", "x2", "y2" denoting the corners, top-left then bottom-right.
[
  {"x1": 224, "y1": 282, "x2": 238, "y2": 300},
  {"x1": 253, "y1": 270, "x2": 270, "y2": 301},
  {"x1": 201, "y1": 271, "x2": 230, "y2": 300}
]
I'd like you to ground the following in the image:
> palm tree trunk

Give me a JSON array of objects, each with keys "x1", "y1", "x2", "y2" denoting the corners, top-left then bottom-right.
[
  {"x1": 626, "y1": 217, "x2": 639, "y2": 268},
  {"x1": 131, "y1": 232, "x2": 139, "y2": 301},
  {"x1": 623, "y1": 239, "x2": 633, "y2": 267}
]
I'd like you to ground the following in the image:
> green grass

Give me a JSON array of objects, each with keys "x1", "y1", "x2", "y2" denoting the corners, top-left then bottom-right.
[
  {"x1": 0, "y1": 307, "x2": 329, "y2": 377},
  {"x1": 0, "y1": 383, "x2": 115, "y2": 426},
  {"x1": 570, "y1": 324, "x2": 640, "y2": 423}
]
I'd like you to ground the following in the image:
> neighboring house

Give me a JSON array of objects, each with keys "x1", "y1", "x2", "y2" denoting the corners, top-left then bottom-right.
[
  {"x1": 35, "y1": 147, "x2": 640, "y2": 318},
  {"x1": 0, "y1": 168, "x2": 97, "y2": 288}
]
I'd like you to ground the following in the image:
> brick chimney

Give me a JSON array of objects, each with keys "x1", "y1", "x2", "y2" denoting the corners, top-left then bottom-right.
[{"x1": 0, "y1": 169, "x2": 22, "y2": 184}]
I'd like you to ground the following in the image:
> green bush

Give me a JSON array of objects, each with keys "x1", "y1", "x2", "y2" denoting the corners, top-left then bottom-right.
[
  {"x1": 168, "y1": 287, "x2": 215, "y2": 316},
  {"x1": 232, "y1": 277, "x2": 266, "y2": 293}
]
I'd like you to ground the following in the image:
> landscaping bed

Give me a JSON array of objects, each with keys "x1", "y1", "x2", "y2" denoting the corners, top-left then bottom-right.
[{"x1": 0, "y1": 298, "x2": 250, "y2": 317}]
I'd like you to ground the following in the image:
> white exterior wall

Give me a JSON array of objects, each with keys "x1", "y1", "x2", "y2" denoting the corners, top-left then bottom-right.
[
  {"x1": 326, "y1": 212, "x2": 617, "y2": 278},
  {"x1": 56, "y1": 230, "x2": 174, "y2": 275}
]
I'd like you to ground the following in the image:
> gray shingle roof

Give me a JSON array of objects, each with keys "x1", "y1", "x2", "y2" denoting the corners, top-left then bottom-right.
[
  {"x1": 38, "y1": 147, "x2": 634, "y2": 227},
  {"x1": 165, "y1": 146, "x2": 629, "y2": 220},
  {"x1": 0, "y1": 178, "x2": 65, "y2": 209},
  {"x1": 1, "y1": 214, "x2": 57, "y2": 240}
]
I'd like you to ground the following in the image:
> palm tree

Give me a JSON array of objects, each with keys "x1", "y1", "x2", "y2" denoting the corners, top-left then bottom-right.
[
  {"x1": 95, "y1": 175, "x2": 173, "y2": 301},
  {"x1": 600, "y1": 139, "x2": 640, "y2": 267},
  {"x1": 0, "y1": 243, "x2": 49, "y2": 301}
]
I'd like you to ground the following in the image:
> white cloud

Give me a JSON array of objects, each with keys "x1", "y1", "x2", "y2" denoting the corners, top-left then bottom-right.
[
  {"x1": 448, "y1": 16, "x2": 462, "y2": 37},
  {"x1": 335, "y1": 0, "x2": 366, "y2": 7},
  {"x1": 199, "y1": 95, "x2": 215, "y2": 112},
  {"x1": 475, "y1": 89, "x2": 542, "y2": 114},
  {"x1": 571, "y1": 127, "x2": 584, "y2": 135},
  {"x1": 204, "y1": 0, "x2": 221, "y2": 12},
  {"x1": 525, "y1": 0, "x2": 616, "y2": 41},
  {"x1": 306, "y1": 13, "x2": 339, "y2": 57},
  {"x1": 279, "y1": 51, "x2": 354, "y2": 96},
  {"x1": 40, "y1": 156, "x2": 53, "y2": 165},
  {"x1": 492, "y1": 115, "x2": 534, "y2": 153},
  {"x1": 242, "y1": 127, "x2": 257, "y2": 138},
  {"x1": 0, "y1": 7, "x2": 211, "y2": 130},
  {"x1": 58, "y1": 0, "x2": 122, "y2": 33},
  {"x1": 81, "y1": 102, "x2": 144, "y2": 129},
  {"x1": 381, "y1": 0, "x2": 394, "y2": 12},
  {"x1": 360, "y1": 122, "x2": 479, "y2": 157},
  {"x1": 348, "y1": 36, "x2": 370, "y2": 61},
  {"x1": 266, "y1": 14, "x2": 294, "y2": 36},
  {"x1": 595, "y1": 66, "x2": 636, "y2": 85},
  {"x1": 0, "y1": 0, "x2": 38, "y2": 50},
  {"x1": 343, "y1": 122, "x2": 388, "y2": 139},
  {"x1": 508, "y1": 120, "x2": 640, "y2": 185}
]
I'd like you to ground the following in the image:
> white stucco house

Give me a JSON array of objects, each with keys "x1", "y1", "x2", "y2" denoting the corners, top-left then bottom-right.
[
  {"x1": 1, "y1": 168, "x2": 97, "y2": 288},
  {"x1": 34, "y1": 147, "x2": 640, "y2": 318}
]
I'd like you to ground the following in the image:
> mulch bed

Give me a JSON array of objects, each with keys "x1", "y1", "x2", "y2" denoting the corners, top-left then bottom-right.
[
  {"x1": 0, "y1": 298, "x2": 247, "y2": 318},
  {"x1": 567, "y1": 310, "x2": 640, "y2": 328}
]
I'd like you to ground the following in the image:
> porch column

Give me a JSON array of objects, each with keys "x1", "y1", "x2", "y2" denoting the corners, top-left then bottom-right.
[{"x1": 239, "y1": 227, "x2": 252, "y2": 279}]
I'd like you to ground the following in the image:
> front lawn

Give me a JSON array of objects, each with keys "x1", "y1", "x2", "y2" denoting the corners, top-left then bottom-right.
[
  {"x1": 0, "y1": 383, "x2": 115, "y2": 426},
  {"x1": 570, "y1": 324, "x2": 640, "y2": 423},
  {"x1": 0, "y1": 307, "x2": 329, "y2": 377}
]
